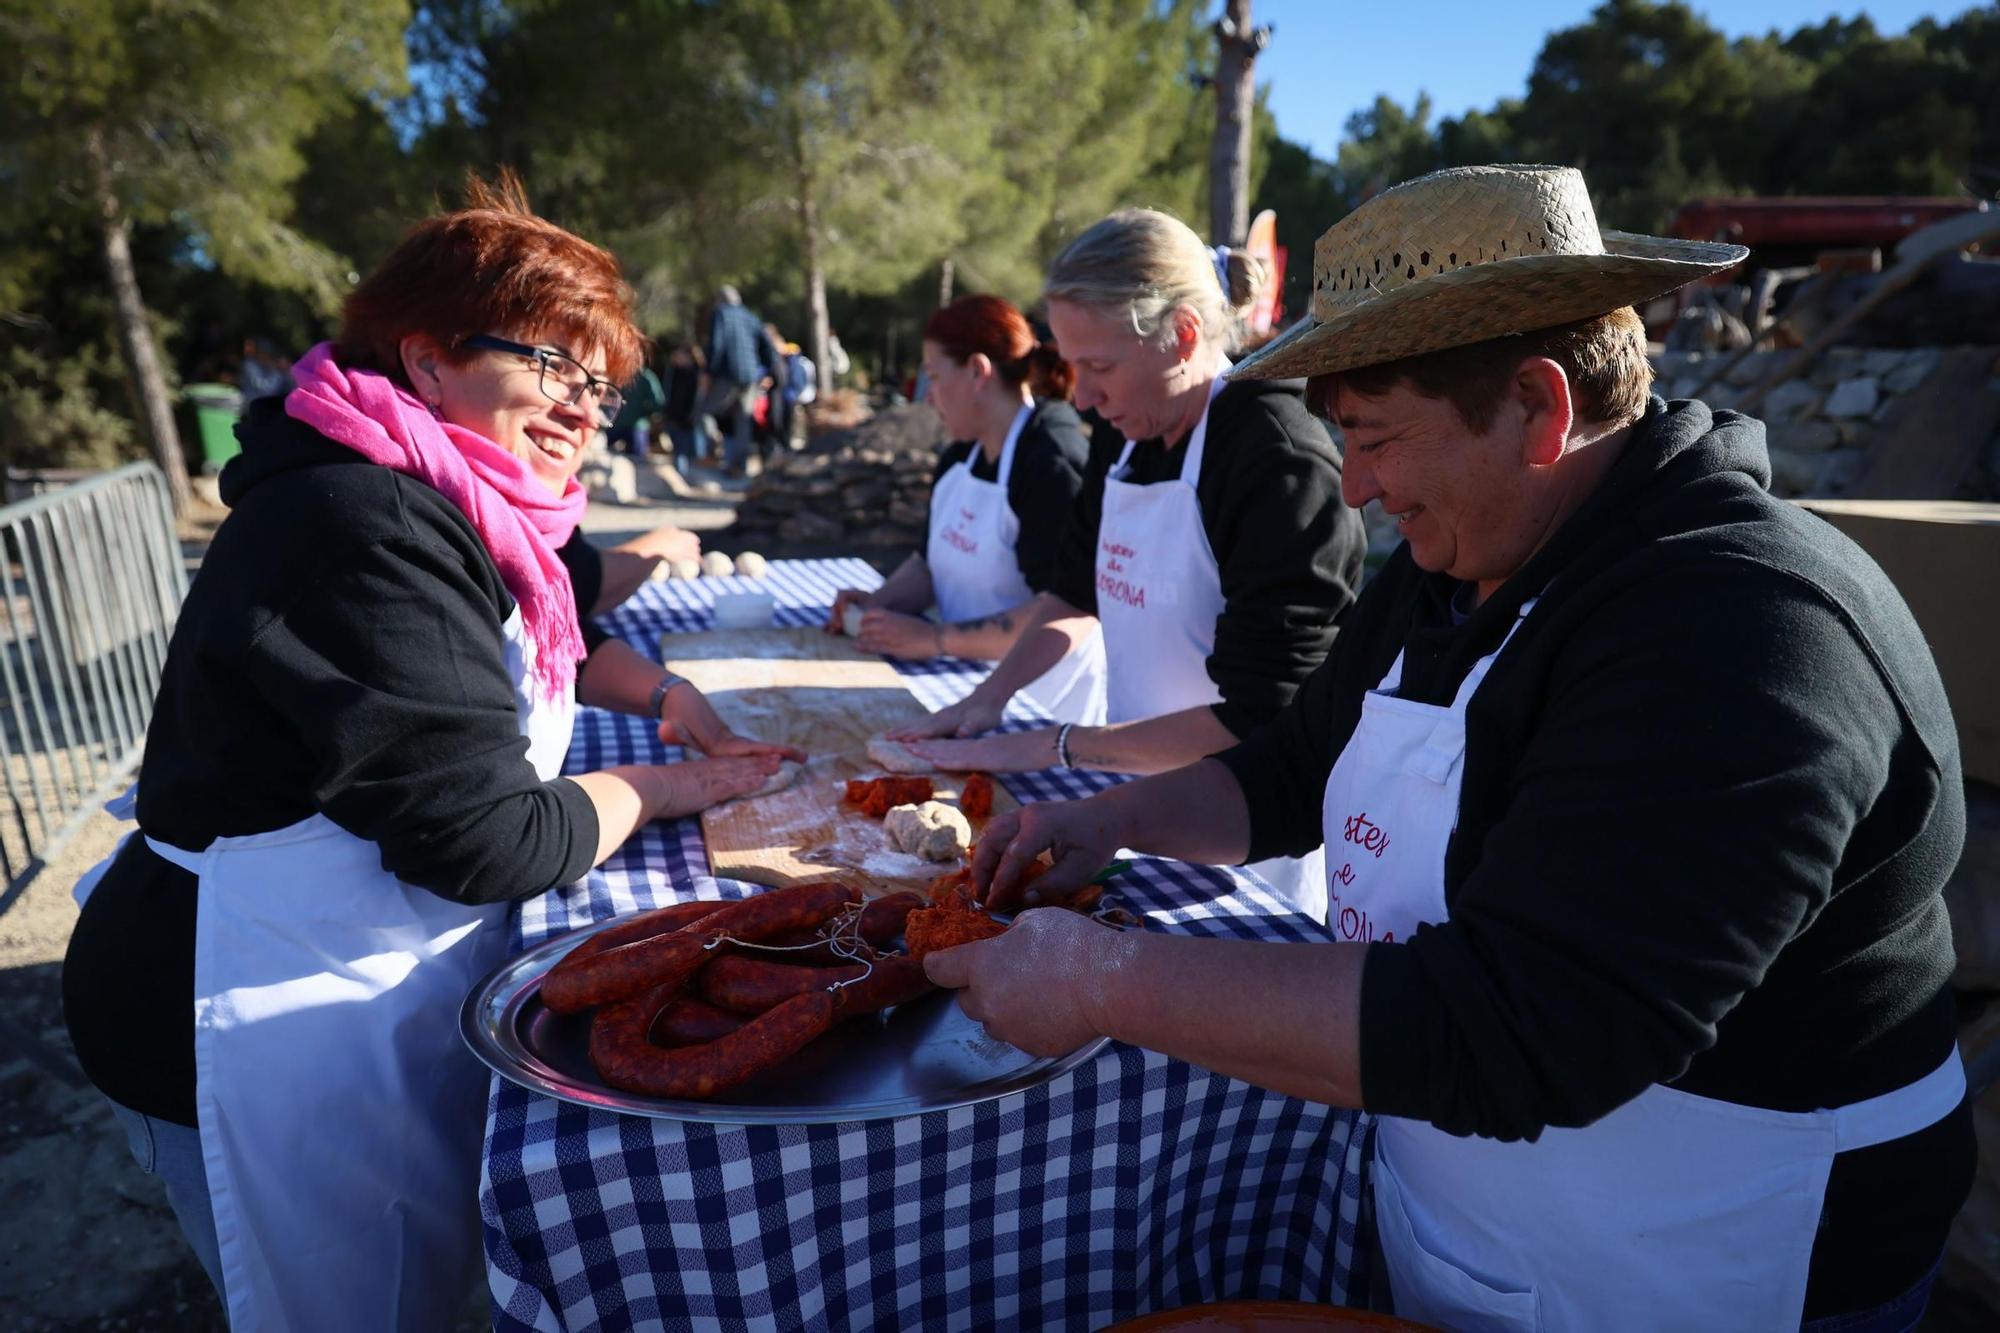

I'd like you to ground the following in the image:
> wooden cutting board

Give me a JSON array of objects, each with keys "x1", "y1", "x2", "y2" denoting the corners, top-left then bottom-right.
[{"x1": 662, "y1": 628, "x2": 1016, "y2": 895}]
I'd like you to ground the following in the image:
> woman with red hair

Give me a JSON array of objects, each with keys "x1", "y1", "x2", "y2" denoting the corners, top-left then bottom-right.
[
  {"x1": 62, "y1": 175, "x2": 797, "y2": 1330},
  {"x1": 827, "y1": 293, "x2": 1106, "y2": 722}
]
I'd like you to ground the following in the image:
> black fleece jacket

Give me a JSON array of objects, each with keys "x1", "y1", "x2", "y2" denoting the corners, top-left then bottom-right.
[
  {"x1": 1048, "y1": 379, "x2": 1366, "y2": 737},
  {"x1": 63, "y1": 400, "x2": 601, "y2": 1124}
]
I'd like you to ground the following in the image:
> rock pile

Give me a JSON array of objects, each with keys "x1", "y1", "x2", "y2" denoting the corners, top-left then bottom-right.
[
  {"x1": 723, "y1": 404, "x2": 946, "y2": 559},
  {"x1": 1652, "y1": 345, "x2": 2000, "y2": 501}
]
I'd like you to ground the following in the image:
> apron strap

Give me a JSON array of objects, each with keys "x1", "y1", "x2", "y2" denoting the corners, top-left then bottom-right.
[
  {"x1": 1411, "y1": 598, "x2": 1543, "y2": 784},
  {"x1": 993, "y1": 401, "x2": 1032, "y2": 490},
  {"x1": 1176, "y1": 355, "x2": 1231, "y2": 487},
  {"x1": 1832, "y1": 1052, "x2": 1966, "y2": 1152},
  {"x1": 1107, "y1": 437, "x2": 1141, "y2": 482},
  {"x1": 145, "y1": 835, "x2": 205, "y2": 875}
]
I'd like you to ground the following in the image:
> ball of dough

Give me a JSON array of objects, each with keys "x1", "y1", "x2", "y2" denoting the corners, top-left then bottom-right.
[
  {"x1": 884, "y1": 801, "x2": 972, "y2": 862},
  {"x1": 701, "y1": 550, "x2": 735, "y2": 578},
  {"x1": 841, "y1": 604, "x2": 866, "y2": 638},
  {"x1": 736, "y1": 759, "x2": 802, "y2": 801},
  {"x1": 735, "y1": 551, "x2": 769, "y2": 579},
  {"x1": 669, "y1": 557, "x2": 702, "y2": 580},
  {"x1": 866, "y1": 734, "x2": 929, "y2": 774}
]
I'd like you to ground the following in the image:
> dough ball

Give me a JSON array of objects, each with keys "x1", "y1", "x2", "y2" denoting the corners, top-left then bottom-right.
[
  {"x1": 735, "y1": 551, "x2": 769, "y2": 579},
  {"x1": 738, "y1": 759, "x2": 802, "y2": 801},
  {"x1": 701, "y1": 550, "x2": 735, "y2": 578},
  {"x1": 866, "y1": 734, "x2": 929, "y2": 774},
  {"x1": 884, "y1": 801, "x2": 972, "y2": 863},
  {"x1": 841, "y1": 604, "x2": 866, "y2": 638},
  {"x1": 648, "y1": 560, "x2": 673, "y2": 583},
  {"x1": 669, "y1": 557, "x2": 702, "y2": 581}
]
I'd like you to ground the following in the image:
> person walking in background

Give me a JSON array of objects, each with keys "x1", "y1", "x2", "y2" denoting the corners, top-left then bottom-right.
[
  {"x1": 759, "y1": 323, "x2": 794, "y2": 460},
  {"x1": 235, "y1": 338, "x2": 294, "y2": 405},
  {"x1": 661, "y1": 342, "x2": 704, "y2": 472},
  {"x1": 777, "y1": 336, "x2": 815, "y2": 452},
  {"x1": 607, "y1": 362, "x2": 664, "y2": 460},
  {"x1": 700, "y1": 286, "x2": 779, "y2": 477}
]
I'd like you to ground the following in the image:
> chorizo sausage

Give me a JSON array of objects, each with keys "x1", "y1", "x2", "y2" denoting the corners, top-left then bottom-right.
[
  {"x1": 700, "y1": 955, "x2": 868, "y2": 1015},
  {"x1": 652, "y1": 996, "x2": 747, "y2": 1047},
  {"x1": 544, "y1": 881, "x2": 859, "y2": 1014},
  {"x1": 558, "y1": 900, "x2": 726, "y2": 965},
  {"x1": 859, "y1": 891, "x2": 926, "y2": 940},
  {"x1": 591, "y1": 990, "x2": 835, "y2": 1099},
  {"x1": 830, "y1": 953, "x2": 935, "y2": 1018},
  {"x1": 736, "y1": 890, "x2": 929, "y2": 965},
  {"x1": 543, "y1": 931, "x2": 714, "y2": 1016}
]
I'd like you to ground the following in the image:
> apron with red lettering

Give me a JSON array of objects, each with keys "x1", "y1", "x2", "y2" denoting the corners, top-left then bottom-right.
[
  {"x1": 1097, "y1": 360, "x2": 1324, "y2": 916},
  {"x1": 1320, "y1": 597, "x2": 1964, "y2": 1331},
  {"x1": 928, "y1": 402, "x2": 1107, "y2": 725}
]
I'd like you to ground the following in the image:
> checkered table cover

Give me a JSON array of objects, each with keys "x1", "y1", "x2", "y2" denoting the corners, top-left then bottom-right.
[{"x1": 481, "y1": 559, "x2": 1372, "y2": 1332}]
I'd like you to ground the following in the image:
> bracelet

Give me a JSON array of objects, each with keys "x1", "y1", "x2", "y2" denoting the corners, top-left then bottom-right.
[
  {"x1": 1055, "y1": 723, "x2": 1077, "y2": 770},
  {"x1": 648, "y1": 670, "x2": 690, "y2": 718}
]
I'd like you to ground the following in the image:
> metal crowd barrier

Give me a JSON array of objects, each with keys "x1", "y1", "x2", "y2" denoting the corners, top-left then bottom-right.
[{"x1": 0, "y1": 463, "x2": 186, "y2": 904}]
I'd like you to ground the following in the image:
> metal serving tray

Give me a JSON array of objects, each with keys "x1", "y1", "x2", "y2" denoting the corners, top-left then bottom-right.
[{"x1": 461, "y1": 914, "x2": 1110, "y2": 1125}]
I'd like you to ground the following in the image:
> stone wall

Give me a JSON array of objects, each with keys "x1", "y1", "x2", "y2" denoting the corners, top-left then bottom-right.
[
  {"x1": 724, "y1": 404, "x2": 946, "y2": 559},
  {"x1": 1651, "y1": 345, "x2": 2000, "y2": 501}
]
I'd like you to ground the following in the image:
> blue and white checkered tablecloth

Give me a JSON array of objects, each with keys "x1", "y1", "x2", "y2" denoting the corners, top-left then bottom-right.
[{"x1": 481, "y1": 559, "x2": 1372, "y2": 1332}]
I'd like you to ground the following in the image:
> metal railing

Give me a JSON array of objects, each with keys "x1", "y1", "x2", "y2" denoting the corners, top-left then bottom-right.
[{"x1": 0, "y1": 462, "x2": 186, "y2": 903}]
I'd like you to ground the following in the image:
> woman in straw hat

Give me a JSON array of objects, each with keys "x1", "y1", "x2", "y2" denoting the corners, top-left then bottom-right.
[
  {"x1": 895, "y1": 207, "x2": 1367, "y2": 916},
  {"x1": 925, "y1": 165, "x2": 1972, "y2": 1331}
]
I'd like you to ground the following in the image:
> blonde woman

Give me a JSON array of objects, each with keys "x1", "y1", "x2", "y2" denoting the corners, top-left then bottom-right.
[{"x1": 900, "y1": 208, "x2": 1365, "y2": 914}]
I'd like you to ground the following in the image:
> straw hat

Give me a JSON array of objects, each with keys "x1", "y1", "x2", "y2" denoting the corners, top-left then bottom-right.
[{"x1": 1230, "y1": 164, "x2": 1747, "y2": 381}]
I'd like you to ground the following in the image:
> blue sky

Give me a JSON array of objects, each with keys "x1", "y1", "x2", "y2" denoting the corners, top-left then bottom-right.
[{"x1": 1241, "y1": 1, "x2": 1986, "y2": 160}]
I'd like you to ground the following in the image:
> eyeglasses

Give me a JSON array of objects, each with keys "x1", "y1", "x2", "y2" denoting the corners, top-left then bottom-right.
[{"x1": 462, "y1": 334, "x2": 626, "y2": 425}]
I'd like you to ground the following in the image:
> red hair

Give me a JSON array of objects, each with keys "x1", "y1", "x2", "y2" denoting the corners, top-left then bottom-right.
[
  {"x1": 338, "y1": 170, "x2": 646, "y2": 388},
  {"x1": 923, "y1": 294, "x2": 1074, "y2": 401}
]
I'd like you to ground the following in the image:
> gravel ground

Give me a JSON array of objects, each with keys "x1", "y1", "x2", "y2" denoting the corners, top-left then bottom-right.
[{"x1": 0, "y1": 473, "x2": 741, "y2": 1331}]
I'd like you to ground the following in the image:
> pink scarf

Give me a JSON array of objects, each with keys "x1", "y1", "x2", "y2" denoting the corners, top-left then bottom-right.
[{"x1": 285, "y1": 342, "x2": 587, "y2": 701}]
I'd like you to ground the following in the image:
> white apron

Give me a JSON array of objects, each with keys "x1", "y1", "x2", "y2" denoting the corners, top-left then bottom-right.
[
  {"x1": 145, "y1": 607, "x2": 574, "y2": 1332},
  {"x1": 1095, "y1": 360, "x2": 1324, "y2": 917},
  {"x1": 928, "y1": 402, "x2": 1107, "y2": 725},
  {"x1": 1320, "y1": 598, "x2": 1965, "y2": 1331}
]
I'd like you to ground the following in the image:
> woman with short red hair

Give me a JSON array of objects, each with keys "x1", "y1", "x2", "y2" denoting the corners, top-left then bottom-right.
[
  {"x1": 827, "y1": 293, "x2": 1107, "y2": 722},
  {"x1": 62, "y1": 175, "x2": 796, "y2": 1330}
]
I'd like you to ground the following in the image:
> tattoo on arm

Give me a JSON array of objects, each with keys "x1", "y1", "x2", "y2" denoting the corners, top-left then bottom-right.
[{"x1": 954, "y1": 613, "x2": 1015, "y2": 635}]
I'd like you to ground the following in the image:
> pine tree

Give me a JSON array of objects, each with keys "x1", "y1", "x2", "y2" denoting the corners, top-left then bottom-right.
[{"x1": 1, "y1": 0, "x2": 407, "y2": 509}]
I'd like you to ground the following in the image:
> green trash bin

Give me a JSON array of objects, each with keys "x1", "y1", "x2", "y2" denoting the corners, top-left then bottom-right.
[{"x1": 185, "y1": 383, "x2": 243, "y2": 472}]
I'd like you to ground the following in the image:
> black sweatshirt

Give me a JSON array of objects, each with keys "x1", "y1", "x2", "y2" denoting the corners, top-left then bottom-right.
[
  {"x1": 1216, "y1": 397, "x2": 1972, "y2": 1316},
  {"x1": 1048, "y1": 379, "x2": 1366, "y2": 737},
  {"x1": 63, "y1": 401, "x2": 603, "y2": 1125},
  {"x1": 928, "y1": 398, "x2": 1091, "y2": 596}
]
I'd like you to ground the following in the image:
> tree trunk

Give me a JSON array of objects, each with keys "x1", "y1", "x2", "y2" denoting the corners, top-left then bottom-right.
[
  {"x1": 791, "y1": 127, "x2": 833, "y2": 401},
  {"x1": 799, "y1": 192, "x2": 831, "y2": 401},
  {"x1": 938, "y1": 258, "x2": 955, "y2": 308},
  {"x1": 88, "y1": 130, "x2": 191, "y2": 515},
  {"x1": 1208, "y1": 0, "x2": 1264, "y2": 248}
]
